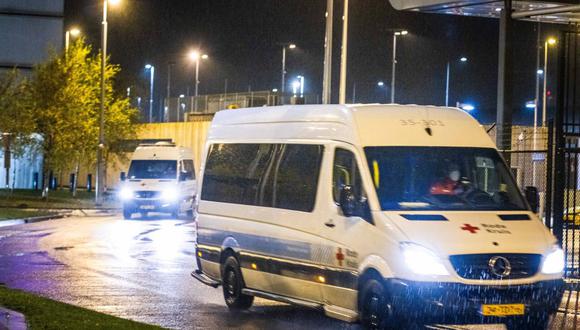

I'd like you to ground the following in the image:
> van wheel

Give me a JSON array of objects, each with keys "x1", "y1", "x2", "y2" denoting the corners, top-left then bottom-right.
[
  {"x1": 222, "y1": 256, "x2": 254, "y2": 310},
  {"x1": 359, "y1": 278, "x2": 395, "y2": 329},
  {"x1": 122, "y1": 207, "x2": 132, "y2": 220},
  {"x1": 505, "y1": 313, "x2": 551, "y2": 330}
]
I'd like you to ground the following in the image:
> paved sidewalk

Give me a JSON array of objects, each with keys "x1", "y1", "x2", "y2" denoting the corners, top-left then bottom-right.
[{"x1": 0, "y1": 307, "x2": 26, "y2": 330}]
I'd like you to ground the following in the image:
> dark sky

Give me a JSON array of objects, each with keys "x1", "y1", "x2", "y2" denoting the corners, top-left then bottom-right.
[{"x1": 64, "y1": 0, "x2": 562, "y2": 124}]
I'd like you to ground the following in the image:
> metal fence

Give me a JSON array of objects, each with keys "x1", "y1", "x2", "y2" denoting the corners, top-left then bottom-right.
[{"x1": 163, "y1": 91, "x2": 321, "y2": 122}]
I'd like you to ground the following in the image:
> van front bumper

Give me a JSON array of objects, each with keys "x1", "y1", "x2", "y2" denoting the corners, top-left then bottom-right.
[
  {"x1": 124, "y1": 199, "x2": 177, "y2": 212},
  {"x1": 387, "y1": 278, "x2": 565, "y2": 324}
]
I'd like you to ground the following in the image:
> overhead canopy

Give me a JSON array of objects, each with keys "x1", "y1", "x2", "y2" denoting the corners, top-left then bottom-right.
[{"x1": 389, "y1": 0, "x2": 580, "y2": 23}]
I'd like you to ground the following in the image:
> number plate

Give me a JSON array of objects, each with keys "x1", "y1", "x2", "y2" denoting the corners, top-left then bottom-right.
[
  {"x1": 481, "y1": 304, "x2": 525, "y2": 316},
  {"x1": 139, "y1": 205, "x2": 155, "y2": 210}
]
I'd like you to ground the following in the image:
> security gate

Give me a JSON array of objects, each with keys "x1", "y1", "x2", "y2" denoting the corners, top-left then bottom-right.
[{"x1": 546, "y1": 29, "x2": 580, "y2": 328}]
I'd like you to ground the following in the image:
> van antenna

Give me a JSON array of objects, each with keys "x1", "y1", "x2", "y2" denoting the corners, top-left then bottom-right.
[{"x1": 424, "y1": 107, "x2": 432, "y2": 136}]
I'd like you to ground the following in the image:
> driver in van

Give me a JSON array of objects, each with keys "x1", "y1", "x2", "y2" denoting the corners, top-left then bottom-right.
[{"x1": 430, "y1": 163, "x2": 465, "y2": 195}]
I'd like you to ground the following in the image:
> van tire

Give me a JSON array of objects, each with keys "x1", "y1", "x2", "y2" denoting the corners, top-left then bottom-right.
[
  {"x1": 505, "y1": 313, "x2": 551, "y2": 330},
  {"x1": 222, "y1": 255, "x2": 254, "y2": 310},
  {"x1": 359, "y1": 278, "x2": 395, "y2": 330},
  {"x1": 122, "y1": 208, "x2": 132, "y2": 220}
]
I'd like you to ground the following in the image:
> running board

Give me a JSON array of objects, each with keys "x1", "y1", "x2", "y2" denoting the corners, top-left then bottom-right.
[
  {"x1": 324, "y1": 305, "x2": 359, "y2": 323},
  {"x1": 190, "y1": 270, "x2": 220, "y2": 288},
  {"x1": 241, "y1": 288, "x2": 323, "y2": 310}
]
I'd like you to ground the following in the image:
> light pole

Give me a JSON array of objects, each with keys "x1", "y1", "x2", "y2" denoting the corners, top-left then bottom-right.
[
  {"x1": 188, "y1": 50, "x2": 209, "y2": 97},
  {"x1": 145, "y1": 64, "x2": 155, "y2": 123},
  {"x1": 322, "y1": 0, "x2": 333, "y2": 104},
  {"x1": 542, "y1": 37, "x2": 556, "y2": 127},
  {"x1": 281, "y1": 43, "x2": 296, "y2": 94},
  {"x1": 96, "y1": 0, "x2": 120, "y2": 205},
  {"x1": 65, "y1": 27, "x2": 81, "y2": 52},
  {"x1": 391, "y1": 30, "x2": 408, "y2": 103},
  {"x1": 445, "y1": 56, "x2": 468, "y2": 107},
  {"x1": 338, "y1": 0, "x2": 349, "y2": 104},
  {"x1": 297, "y1": 75, "x2": 305, "y2": 97}
]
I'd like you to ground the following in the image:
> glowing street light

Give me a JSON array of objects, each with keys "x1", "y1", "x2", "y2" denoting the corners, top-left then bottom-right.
[
  {"x1": 377, "y1": 81, "x2": 385, "y2": 87},
  {"x1": 65, "y1": 27, "x2": 81, "y2": 52},
  {"x1": 542, "y1": 37, "x2": 557, "y2": 127},
  {"x1": 281, "y1": 43, "x2": 297, "y2": 94},
  {"x1": 97, "y1": 0, "x2": 121, "y2": 205},
  {"x1": 391, "y1": 30, "x2": 408, "y2": 103},
  {"x1": 145, "y1": 64, "x2": 155, "y2": 123},
  {"x1": 445, "y1": 56, "x2": 468, "y2": 107},
  {"x1": 188, "y1": 50, "x2": 209, "y2": 97}
]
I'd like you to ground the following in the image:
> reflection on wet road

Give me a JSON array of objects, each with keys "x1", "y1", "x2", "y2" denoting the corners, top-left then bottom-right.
[{"x1": 0, "y1": 215, "x2": 569, "y2": 329}]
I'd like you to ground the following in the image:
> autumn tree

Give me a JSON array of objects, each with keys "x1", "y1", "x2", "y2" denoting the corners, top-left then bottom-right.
[{"x1": 29, "y1": 39, "x2": 138, "y2": 196}]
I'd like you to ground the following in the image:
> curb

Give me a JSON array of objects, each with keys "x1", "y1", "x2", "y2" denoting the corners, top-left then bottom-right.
[
  {"x1": 0, "y1": 306, "x2": 27, "y2": 330},
  {"x1": 0, "y1": 213, "x2": 70, "y2": 229}
]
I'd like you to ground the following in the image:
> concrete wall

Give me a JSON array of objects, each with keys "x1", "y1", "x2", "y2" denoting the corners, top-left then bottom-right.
[{"x1": 0, "y1": 0, "x2": 63, "y2": 71}]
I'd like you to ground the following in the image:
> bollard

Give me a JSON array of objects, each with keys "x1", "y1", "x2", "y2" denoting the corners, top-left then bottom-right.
[{"x1": 87, "y1": 174, "x2": 92, "y2": 192}]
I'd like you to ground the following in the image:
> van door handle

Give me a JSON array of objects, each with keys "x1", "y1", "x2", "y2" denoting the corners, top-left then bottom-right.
[{"x1": 325, "y1": 220, "x2": 335, "y2": 228}]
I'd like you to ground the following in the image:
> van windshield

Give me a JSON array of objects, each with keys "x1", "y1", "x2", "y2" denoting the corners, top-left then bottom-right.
[
  {"x1": 128, "y1": 160, "x2": 177, "y2": 180},
  {"x1": 364, "y1": 147, "x2": 527, "y2": 211}
]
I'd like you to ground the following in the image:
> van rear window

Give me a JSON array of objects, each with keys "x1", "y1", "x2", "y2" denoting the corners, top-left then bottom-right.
[{"x1": 201, "y1": 143, "x2": 323, "y2": 212}]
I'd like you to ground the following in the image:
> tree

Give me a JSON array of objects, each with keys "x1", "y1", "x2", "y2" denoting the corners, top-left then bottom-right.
[
  {"x1": 0, "y1": 69, "x2": 36, "y2": 188},
  {"x1": 29, "y1": 39, "x2": 138, "y2": 196}
]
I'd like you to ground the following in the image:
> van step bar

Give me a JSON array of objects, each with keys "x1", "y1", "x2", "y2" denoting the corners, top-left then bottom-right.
[
  {"x1": 190, "y1": 270, "x2": 220, "y2": 288},
  {"x1": 241, "y1": 288, "x2": 322, "y2": 310}
]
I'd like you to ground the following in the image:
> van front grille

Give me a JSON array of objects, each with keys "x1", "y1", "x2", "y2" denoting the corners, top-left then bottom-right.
[{"x1": 449, "y1": 254, "x2": 542, "y2": 280}]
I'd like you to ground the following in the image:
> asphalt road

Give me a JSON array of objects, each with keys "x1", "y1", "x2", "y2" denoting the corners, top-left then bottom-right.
[{"x1": 0, "y1": 214, "x2": 575, "y2": 329}]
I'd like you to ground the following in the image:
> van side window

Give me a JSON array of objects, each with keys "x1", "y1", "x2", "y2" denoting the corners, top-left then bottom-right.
[
  {"x1": 201, "y1": 143, "x2": 323, "y2": 213},
  {"x1": 272, "y1": 144, "x2": 323, "y2": 212},
  {"x1": 181, "y1": 160, "x2": 195, "y2": 180},
  {"x1": 333, "y1": 148, "x2": 372, "y2": 223}
]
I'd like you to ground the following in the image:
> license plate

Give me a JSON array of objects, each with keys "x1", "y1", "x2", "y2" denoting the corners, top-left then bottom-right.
[
  {"x1": 139, "y1": 205, "x2": 155, "y2": 210},
  {"x1": 481, "y1": 304, "x2": 525, "y2": 316}
]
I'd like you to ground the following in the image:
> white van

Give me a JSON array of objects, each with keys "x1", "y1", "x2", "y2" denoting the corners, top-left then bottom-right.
[
  {"x1": 191, "y1": 105, "x2": 564, "y2": 329},
  {"x1": 119, "y1": 142, "x2": 196, "y2": 219}
]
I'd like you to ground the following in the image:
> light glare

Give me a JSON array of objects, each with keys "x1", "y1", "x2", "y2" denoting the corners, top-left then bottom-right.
[
  {"x1": 401, "y1": 243, "x2": 449, "y2": 276},
  {"x1": 542, "y1": 248, "x2": 564, "y2": 274}
]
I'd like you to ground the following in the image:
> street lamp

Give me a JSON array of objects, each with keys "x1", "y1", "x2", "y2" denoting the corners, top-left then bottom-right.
[
  {"x1": 188, "y1": 50, "x2": 209, "y2": 98},
  {"x1": 391, "y1": 30, "x2": 408, "y2": 103},
  {"x1": 145, "y1": 64, "x2": 155, "y2": 123},
  {"x1": 542, "y1": 37, "x2": 556, "y2": 127},
  {"x1": 65, "y1": 27, "x2": 81, "y2": 52},
  {"x1": 292, "y1": 80, "x2": 301, "y2": 96},
  {"x1": 445, "y1": 56, "x2": 467, "y2": 107},
  {"x1": 281, "y1": 43, "x2": 296, "y2": 94},
  {"x1": 96, "y1": 0, "x2": 120, "y2": 205}
]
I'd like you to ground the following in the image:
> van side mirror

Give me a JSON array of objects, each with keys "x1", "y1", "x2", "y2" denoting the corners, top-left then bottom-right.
[
  {"x1": 524, "y1": 186, "x2": 539, "y2": 213},
  {"x1": 179, "y1": 172, "x2": 189, "y2": 182},
  {"x1": 339, "y1": 185, "x2": 357, "y2": 217},
  {"x1": 120, "y1": 172, "x2": 126, "y2": 182}
]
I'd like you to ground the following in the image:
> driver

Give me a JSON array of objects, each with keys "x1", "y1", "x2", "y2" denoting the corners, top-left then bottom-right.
[{"x1": 430, "y1": 163, "x2": 464, "y2": 195}]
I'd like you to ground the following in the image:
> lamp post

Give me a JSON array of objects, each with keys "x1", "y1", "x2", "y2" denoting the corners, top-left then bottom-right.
[
  {"x1": 96, "y1": 0, "x2": 120, "y2": 205},
  {"x1": 145, "y1": 64, "x2": 155, "y2": 123},
  {"x1": 281, "y1": 43, "x2": 296, "y2": 94},
  {"x1": 65, "y1": 28, "x2": 81, "y2": 52},
  {"x1": 338, "y1": 0, "x2": 349, "y2": 104},
  {"x1": 188, "y1": 51, "x2": 209, "y2": 97},
  {"x1": 542, "y1": 37, "x2": 556, "y2": 127},
  {"x1": 445, "y1": 56, "x2": 468, "y2": 107},
  {"x1": 391, "y1": 30, "x2": 408, "y2": 103}
]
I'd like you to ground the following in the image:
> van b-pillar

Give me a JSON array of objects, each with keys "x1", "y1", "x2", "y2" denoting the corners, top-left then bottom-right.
[{"x1": 496, "y1": 0, "x2": 514, "y2": 162}]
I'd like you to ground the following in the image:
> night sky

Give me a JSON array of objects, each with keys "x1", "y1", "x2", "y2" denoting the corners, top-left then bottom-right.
[{"x1": 64, "y1": 0, "x2": 562, "y2": 124}]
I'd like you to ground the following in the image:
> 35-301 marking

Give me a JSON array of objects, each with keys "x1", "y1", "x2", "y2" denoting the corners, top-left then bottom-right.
[{"x1": 400, "y1": 119, "x2": 445, "y2": 127}]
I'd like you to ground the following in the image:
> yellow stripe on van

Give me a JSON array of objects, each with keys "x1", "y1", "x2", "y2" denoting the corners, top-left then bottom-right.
[{"x1": 372, "y1": 160, "x2": 380, "y2": 188}]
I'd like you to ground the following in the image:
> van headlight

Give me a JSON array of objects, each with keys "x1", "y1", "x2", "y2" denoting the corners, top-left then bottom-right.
[
  {"x1": 541, "y1": 247, "x2": 565, "y2": 274},
  {"x1": 400, "y1": 242, "x2": 449, "y2": 276},
  {"x1": 119, "y1": 187, "x2": 134, "y2": 200},
  {"x1": 161, "y1": 188, "x2": 179, "y2": 201}
]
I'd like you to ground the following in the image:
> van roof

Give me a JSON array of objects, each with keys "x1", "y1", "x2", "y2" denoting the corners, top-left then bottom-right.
[{"x1": 209, "y1": 104, "x2": 495, "y2": 148}]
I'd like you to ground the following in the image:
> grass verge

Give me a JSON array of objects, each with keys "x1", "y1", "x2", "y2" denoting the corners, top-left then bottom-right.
[
  {"x1": 0, "y1": 189, "x2": 119, "y2": 209},
  {"x1": 0, "y1": 286, "x2": 162, "y2": 330},
  {"x1": 0, "y1": 208, "x2": 52, "y2": 221}
]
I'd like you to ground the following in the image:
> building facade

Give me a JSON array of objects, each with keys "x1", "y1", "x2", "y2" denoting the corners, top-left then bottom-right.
[{"x1": 0, "y1": 0, "x2": 63, "y2": 73}]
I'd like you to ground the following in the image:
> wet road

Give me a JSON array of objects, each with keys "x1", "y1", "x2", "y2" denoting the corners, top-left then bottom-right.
[{"x1": 0, "y1": 215, "x2": 573, "y2": 329}]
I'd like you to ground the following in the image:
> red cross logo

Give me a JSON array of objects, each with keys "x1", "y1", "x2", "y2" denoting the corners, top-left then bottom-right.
[
  {"x1": 461, "y1": 224, "x2": 480, "y2": 234},
  {"x1": 336, "y1": 248, "x2": 345, "y2": 266}
]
